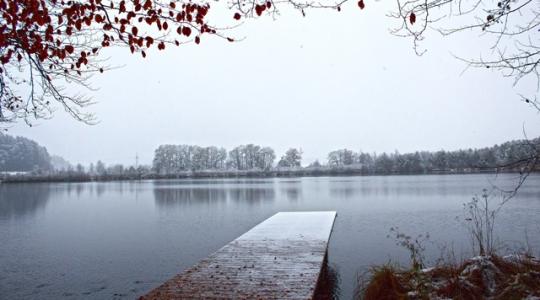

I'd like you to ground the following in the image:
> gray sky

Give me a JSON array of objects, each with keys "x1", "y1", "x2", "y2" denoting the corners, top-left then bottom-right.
[{"x1": 8, "y1": 2, "x2": 540, "y2": 166}]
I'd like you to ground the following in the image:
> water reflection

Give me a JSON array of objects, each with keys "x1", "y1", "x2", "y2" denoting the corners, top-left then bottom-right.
[
  {"x1": 64, "y1": 182, "x2": 86, "y2": 197},
  {"x1": 281, "y1": 187, "x2": 301, "y2": 201},
  {"x1": 1, "y1": 174, "x2": 539, "y2": 300},
  {"x1": 314, "y1": 256, "x2": 341, "y2": 300},
  {"x1": 228, "y1": 188, "x2": 275, "y2": 205},
  {"x1": 154, "y1": 188, "x2": 228, "y2": 207},
  {"x1": 152, "y1": 179, "x2": 275, "y2": 186},
  {"x1": 153, "y1": 186, "x2": 275, "y2": 207},
  {"x1": 0, "y1": 183, "x2": 52, "y2": 219},
  {"x1": 57, "y1": 181, "x2": 146, "y2": 198},
  {"x1": 328, "y1": 175, "x2": 496, "y2": 199}
]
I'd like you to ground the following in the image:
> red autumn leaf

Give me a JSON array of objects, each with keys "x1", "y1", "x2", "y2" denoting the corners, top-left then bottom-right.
[
  {"x1": 146, "y1": 36, "x2": 154, "y2": 47},
  {"x1": 195, "y1": 36, "x2": 200, "y2": 44},
  {"x1": 266, "y1": 1, "x2": 272, "y2": 9},
  {"x1": 233, "y1": 12, "x2": 241, "y2": 20},
  {"x1": 132, "y1": 26, "x2": 138, "y2": 36},
  {"x1": 170, "y1": 2, "x2": 176, "y2": 9},
  {"x1": 409, "y1": 12, "x2": 416, "y2": 25},
  {"x1": 141, "y1": 51, "x2": 146, "y2": 58},
  {"x1": 65, "y1": 45, "x2": 74, "y2": 54},
  {"x1": 255, "y1": 5, "x2": 264, "y2": 16},
  {"x1": 358, "y1": 0, "x2": 365, "y2": 9},
  {"x1": 182, "y1": 26, "x2": 191, "y2": 36}
]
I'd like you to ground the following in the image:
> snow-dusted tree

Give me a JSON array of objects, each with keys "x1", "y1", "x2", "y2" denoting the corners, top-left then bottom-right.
[
  {"x1": 95, "y1": 160, "x2": 106, "y2": 175},
  {"x1": 107, "y1": 163, "x2": 124, "y2": 175},
  {"x1": 278, "y1": 148, "x2": 302, "y2": 168},
  {"x1": 227, "y1": 144, "x2": 275, "y2": 170},
  {"x1": 327, "y1": 149, "x2": 356, "y2": 167},
  {"x1": 88, "y1": 162, "x2": 95, "y2": 174},
  {"x1": 75, "y1": 163, "x2": 85, "y2": 174},
  {"x1": 0, "y1": 132, "x2": 51, "y2": 171},
  {"x1": 257, "y1": 147, "x2": 276, "y2": 170},
  {"x1": 307, "y1": 160, "x2": 321, "y2": 168},
  {"x1": 50, "y1": 155, "x2": 72, "y2": 171},
  {"x1": 153, "y1": 144, "x2": 229, "y2": 173}
]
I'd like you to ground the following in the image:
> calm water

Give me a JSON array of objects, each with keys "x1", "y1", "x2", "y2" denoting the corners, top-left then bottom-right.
[{"x1": 1, "y1": 174, "x2": 539, "y2": 299}]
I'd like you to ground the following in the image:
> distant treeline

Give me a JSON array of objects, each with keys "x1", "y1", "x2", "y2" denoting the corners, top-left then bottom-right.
[
  {"x1": 1, "y1": 132, "x2": 539, "y2": 183},
  {"x1": 0, "y1": 133, "x2": 51, "y2": 172},
  {"x1": 151, "y1": 139, "x2": 539, "y2": 175},
  {"x1": 152, "y1": 144, "x2": 302, "y2": 173},
  {"x1": 323, "y1": 139, "x2": 539, "y2": 174}
]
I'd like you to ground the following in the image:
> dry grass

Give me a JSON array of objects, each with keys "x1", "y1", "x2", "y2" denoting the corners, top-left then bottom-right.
[
  {"x1": 357, "y1": 255, "x2": 540, "y2": 300},
  {"x1": 361, "y1": 264, "x2": 410, "y2": 300},
  {"x1": 491, "y1": 254, "x2": 540, "y2": 299}
]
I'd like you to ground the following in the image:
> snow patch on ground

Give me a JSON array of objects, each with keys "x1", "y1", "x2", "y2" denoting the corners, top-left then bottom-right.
[{"x1": 401, "y1": 254, "x2": 540, "y2": 299}]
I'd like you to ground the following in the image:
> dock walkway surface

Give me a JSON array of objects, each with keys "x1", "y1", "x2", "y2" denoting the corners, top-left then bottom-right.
[{"x1": 141, "y1": 211, "x2": 337, "y2": 299}]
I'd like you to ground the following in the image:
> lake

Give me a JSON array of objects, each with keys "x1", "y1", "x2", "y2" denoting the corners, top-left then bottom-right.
[{"x1": 1, "y1": 174, "x2": 539, "y2": 299}]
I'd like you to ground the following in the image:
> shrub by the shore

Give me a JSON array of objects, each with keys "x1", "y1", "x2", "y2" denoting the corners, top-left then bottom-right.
[{"x1": 357, "y1": 254, "x2": 540, "y2": 300}]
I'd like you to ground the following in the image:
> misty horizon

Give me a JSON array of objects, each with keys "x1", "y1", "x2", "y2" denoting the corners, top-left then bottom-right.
[{"x1": 2, "y1": 131, "x2": 537, "y2": 169}]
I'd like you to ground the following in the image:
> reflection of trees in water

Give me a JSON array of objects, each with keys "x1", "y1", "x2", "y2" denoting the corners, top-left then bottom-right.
[
  {"x1": 64, "y1": 182, "x2": 86, "y2": 197},
  {"x1": 0, "y1": 183, "x2": 52, "y2": 219},
  {"x1": 329, "y1": 180, "x2": 360, "y2": 198},
  {"x1": 152, "y1": 179, "x2": 275, "y2": 186},
  {"x1": 153, "y1": 187, "x2": 275, "y2": 207},
  {"x1": 95, "y1": 183, "x2": 106, "y2": 197},
  {"x1": 228, "y1": 188, "x2": 275, "y2": 205},
  {"x1": 154, "y1": 188, "x2": 228, "y2": 207},
  {"x1": 281, "y1": 187, "x2": 301, "y2": 201},
  {"x1": 62, "y1": 181, "x2": 145, "y2": 198},
  {"x1": 329, "y1": 186, "x2": 357, "y2": 198},
  {"x1": 314, "y1": 256, "x2": 341, "y2": 300},
  {"x1": 328, "y1": 178, "x2": 477, "y2": 199}
]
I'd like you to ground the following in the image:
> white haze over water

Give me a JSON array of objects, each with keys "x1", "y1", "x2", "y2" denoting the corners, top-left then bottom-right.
[{"x1": 8, "y1": 2, "x2": 540, "y2": 165}]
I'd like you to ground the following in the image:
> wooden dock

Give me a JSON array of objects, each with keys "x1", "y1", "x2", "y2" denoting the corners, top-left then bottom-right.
[{"x1": 141, "y1": 211, "x2": 337, "y2": 299}]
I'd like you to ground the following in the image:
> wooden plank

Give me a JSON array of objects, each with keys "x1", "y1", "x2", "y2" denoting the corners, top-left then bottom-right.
[{"x1": 141, "y1": 211, "x2": 337, "y2": 300}]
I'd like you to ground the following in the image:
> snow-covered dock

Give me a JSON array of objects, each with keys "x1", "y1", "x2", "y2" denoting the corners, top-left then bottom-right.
[{"x1": 141, "y1": 211, "x2": 337, "y2": 299}]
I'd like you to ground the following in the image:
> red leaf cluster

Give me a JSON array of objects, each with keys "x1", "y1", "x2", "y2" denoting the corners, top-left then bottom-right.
[
  {"x1": 409, "y1": 12, "x2": 416, "y2": 25},
  {"x1": 0, "y1": 0, "x2": 217, "y2": 76},
  {"x1": 255, "y1": 2, "x2": 271, "y2": 16}
]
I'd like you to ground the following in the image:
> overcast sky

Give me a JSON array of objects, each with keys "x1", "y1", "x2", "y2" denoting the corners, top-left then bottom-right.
[{"x1": 8, "y1": 2, "x2": 540, "y2": 166}]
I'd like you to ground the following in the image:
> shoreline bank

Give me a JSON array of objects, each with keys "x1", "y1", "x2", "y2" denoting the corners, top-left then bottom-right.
[{"x1": 1, "y1": 168, "x2": 531, "y2": 184}]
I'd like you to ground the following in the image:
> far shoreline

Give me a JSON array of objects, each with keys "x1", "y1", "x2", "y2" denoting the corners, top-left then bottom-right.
[{"x1": 0, "y1": 168, "x2": 532, "y2": 184}]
